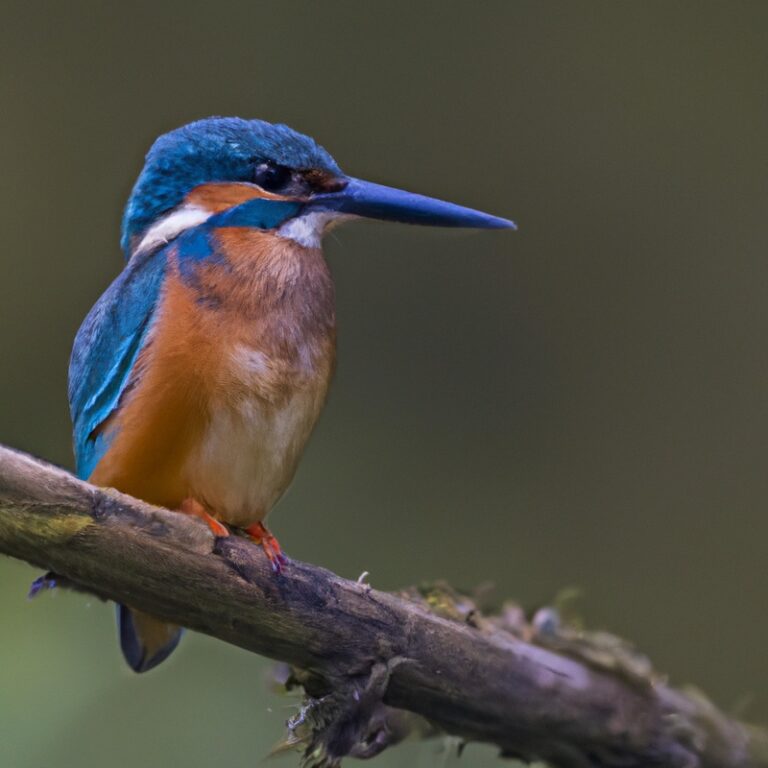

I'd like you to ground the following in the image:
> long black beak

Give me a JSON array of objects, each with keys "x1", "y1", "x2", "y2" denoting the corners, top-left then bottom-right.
[{"x1": 308, "y1": 177, "x2": 516, "y2": 229}]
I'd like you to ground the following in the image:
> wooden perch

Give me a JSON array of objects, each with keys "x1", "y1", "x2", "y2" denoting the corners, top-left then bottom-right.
[{"x1": 0, "y1": 443, "x2": 765, "y2": 768}]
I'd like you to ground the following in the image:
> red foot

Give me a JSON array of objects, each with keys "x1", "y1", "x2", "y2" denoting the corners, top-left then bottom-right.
[
  {"x1": 245, "y1": 522, "x2": 287, "y2": 573},
  {"x1": 179, "y1": 499, "x2": 229, "y2": 538}
]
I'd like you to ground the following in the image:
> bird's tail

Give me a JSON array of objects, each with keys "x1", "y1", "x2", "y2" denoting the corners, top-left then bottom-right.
[{"x1": 117, "y1": 605, "x2": 183, "y2": 673}]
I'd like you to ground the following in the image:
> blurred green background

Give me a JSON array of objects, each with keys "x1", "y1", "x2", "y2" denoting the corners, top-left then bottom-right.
[{"x1": 1, "y1": 1, "x2": 767, "y2": 766}]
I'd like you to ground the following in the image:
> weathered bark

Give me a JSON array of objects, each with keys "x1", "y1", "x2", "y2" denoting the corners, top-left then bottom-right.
[{"x1": 0, "y1": 444, "x2": 765, "y2": 767}]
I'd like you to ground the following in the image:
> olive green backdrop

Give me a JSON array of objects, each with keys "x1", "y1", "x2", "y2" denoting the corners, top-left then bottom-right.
[{"x1": 1, "y1": 2, "x2": 766, "y2": 766}]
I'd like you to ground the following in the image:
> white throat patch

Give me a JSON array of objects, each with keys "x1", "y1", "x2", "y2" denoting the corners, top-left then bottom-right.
[{"x1": 277, "y1": 211, "x2": 347, "y2": 249}]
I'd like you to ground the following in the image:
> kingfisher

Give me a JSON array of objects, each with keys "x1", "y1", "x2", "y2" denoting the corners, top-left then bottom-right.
[{"x1": 66, "y1": 117, "x2": 515, "y2": 673}]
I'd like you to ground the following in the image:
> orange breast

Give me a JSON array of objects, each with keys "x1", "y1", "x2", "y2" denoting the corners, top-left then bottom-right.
[{"x1": 89, "y1": 229, "x2": 336, "y2": 523}]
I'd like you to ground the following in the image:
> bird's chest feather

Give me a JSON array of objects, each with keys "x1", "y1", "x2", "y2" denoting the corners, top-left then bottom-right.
[
  {"x1": 99, "y1": 230, "x2": 336, "y2": 522},
  {"x1": 179, "y1": 230, "x2": 336, "y2": 521}
]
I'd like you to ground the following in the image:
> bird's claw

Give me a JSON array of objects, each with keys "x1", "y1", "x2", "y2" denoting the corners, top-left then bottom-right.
[{"x1": 245, "y1": 522, "x2": 287, "y2": 574}]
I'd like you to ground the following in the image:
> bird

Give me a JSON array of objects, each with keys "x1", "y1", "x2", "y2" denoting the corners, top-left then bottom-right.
[{"x1": 67, "y1": 116, "x2": 515, "y2": 673}]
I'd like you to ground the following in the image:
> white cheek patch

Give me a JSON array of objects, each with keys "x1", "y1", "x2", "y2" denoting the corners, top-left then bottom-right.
[
  {"x1": 277, "y1": 211, "x2": 349, "y2": 249},
  {"x1": 134, "y1": 205, "x2": 212, "y2": 256}
]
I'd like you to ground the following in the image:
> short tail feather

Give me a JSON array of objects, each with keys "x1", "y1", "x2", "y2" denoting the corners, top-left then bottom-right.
[{"x1": 117, "y1": 605, "x2": 183, "y2": 673}]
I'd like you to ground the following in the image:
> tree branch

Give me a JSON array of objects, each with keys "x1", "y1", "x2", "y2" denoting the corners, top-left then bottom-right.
[{"x1": 0, "y1": 443, "x2": 765, "y2": 767}]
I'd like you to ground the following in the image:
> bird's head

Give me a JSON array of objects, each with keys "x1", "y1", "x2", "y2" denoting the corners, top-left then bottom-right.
[{"x1": 121, "y1": 116, "x2": 515, "y2": 257}]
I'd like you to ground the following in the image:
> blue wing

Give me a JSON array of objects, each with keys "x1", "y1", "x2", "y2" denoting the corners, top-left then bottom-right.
[{"x1": 68, "y1": 245, "x2": 169, "y2": 480}]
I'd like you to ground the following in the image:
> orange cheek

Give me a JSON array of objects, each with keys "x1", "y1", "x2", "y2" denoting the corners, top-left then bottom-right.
[{"x1": 185, "y1": 182, "x2": 296, "y2": 213}]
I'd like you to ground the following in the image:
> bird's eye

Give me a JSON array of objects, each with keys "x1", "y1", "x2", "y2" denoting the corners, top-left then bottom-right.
[{"x1": 253, "y1": 162, "x2": 293, "y2": 193}]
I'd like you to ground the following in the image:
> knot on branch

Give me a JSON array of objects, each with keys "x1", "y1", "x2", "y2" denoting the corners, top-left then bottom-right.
[{"x1": 272, "y1": 659, "x2": 431, "y2": 767}]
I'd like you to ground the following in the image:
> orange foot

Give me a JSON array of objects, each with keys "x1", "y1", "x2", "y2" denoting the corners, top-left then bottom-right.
[
  {"x1": 179, "y1": 499, "x2": 229, "y2": 538},
  {"x1": 245, "y1": 522, "x2": 287, "y2": 573}
]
